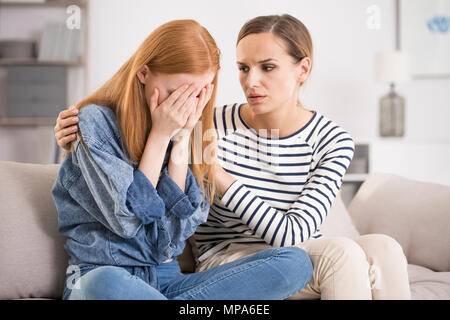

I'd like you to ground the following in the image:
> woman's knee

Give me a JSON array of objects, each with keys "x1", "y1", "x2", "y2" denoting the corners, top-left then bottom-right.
[
  {"x1": 356, "y1": 234, "x2": 406, "y2": 260},
  {"x1": 76, "y1": 266, "x2": 131, "y2": 299},
  {"x1": 322, "y1": 236, "x2": 368, "y2": 264},
  {"x1": 307, "y1": 236, "x2": 372, "y2": 279},
  {"x1": 270, "y1": 247, "x2": 314, "y2": 291}
]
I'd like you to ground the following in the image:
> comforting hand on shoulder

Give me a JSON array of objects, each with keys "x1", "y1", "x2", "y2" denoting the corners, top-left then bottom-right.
[{"x1": 54, "y1": 105, "x2": 79, "y2": 150}]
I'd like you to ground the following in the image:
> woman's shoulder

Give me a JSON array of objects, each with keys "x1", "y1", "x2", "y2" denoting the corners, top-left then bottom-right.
[
  {"x1": 214, "y1": 103, "x2": 240, "y2": 121},
  {"x1": 213, "y1": 103, "x2": 243, "y2": 136},
  {"x1": 308, "y1": 111, "x2": 355, "y2": 154},
  {"x1": 309, "y1": 111, "x2": 352, "y2": 138},
  {"x1": 77, "y1": 104, "x2": 120, "y2": 145},
  {"x1": 78, "y1": 104, "x2": 116, "y2": 123}
]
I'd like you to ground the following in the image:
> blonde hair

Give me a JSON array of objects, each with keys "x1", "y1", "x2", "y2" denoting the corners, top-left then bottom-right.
[{"x1": 67, "y1": 19, "x2": 220, "y2": 203}]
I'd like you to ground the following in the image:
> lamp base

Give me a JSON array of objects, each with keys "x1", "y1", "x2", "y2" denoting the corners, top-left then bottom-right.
[{"x1": 379, "y1": 83, "x2": 405, "y2": 137}]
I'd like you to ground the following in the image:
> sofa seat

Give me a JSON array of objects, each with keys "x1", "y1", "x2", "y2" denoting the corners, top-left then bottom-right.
[
  {"x1": 0, "y1": 161, "x2": 449, "y2": 300},
  {"x1": 407, "y1": 264, "x2": 450, "y2": 300}
]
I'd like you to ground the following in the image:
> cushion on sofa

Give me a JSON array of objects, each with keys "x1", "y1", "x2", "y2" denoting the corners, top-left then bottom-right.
[
  {"x1": 348, "y1": 173, "x2": 450, "y2": 272},
  {"x1": 319, "y1": 192, "x2": 361, "y2": 239},
  {"x1": 0, "y1": 161, "x2": 67, "y2": 299}
]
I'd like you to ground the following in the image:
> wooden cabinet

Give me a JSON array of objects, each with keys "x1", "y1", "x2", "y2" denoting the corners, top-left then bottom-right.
[{"x1": 3, "y1": 65, "x2": 66, "y2": 118}]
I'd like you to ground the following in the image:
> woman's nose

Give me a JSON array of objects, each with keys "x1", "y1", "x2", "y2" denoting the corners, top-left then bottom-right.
[{"x1": 245, "y1": 69, "x2": 261, "y2": 88}]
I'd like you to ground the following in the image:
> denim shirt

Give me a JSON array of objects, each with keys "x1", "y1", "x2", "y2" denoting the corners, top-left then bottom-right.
[{"x1": 51, "y1": 104, "x2": 210, "y2": 268}]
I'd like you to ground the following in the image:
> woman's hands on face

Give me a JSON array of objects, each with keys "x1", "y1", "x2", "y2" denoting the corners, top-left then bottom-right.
[
  {"x1": 53, "y1": 82, "x2": 214, "y2": 150},
  {"x1": 54, "y1": 105, "x2": 79, "y2": 150},
  {"x1": 182, "y1": 83, "x2": 214, "y2": 133},
  {"x1": 149, "y1": 83, "x2": 211, "y2": 140}
]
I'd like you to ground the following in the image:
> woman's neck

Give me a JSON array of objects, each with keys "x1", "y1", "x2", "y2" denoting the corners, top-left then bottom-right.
[{"x1": 242, "y1": 100, "x2": 314, "y2": 139}]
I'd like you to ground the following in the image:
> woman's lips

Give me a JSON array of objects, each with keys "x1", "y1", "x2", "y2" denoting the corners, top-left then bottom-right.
[{"x1": 248, "y1": 95, "x2": 266, "y2": 103}]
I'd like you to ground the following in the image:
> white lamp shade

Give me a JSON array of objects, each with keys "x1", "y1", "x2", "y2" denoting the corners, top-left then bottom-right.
[{"x1": 374, "y1": 51, "x2": 411, "y2": 83}]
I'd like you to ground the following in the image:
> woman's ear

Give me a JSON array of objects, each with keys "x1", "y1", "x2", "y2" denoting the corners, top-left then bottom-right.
[
  {"x1": 296, "y1": 57, "x2": 311, "y2": 85},
  {"x1": 137, "y1": 65, "x2": 150, "y2": 84}
]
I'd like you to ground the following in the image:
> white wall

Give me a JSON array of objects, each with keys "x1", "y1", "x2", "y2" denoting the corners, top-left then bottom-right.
[{"x1": 1, "y1": 0, "x2": 449, "y2": 185}]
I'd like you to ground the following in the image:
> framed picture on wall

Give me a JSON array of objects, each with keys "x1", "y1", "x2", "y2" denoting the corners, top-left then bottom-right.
[{"x1": 397, "y1": 0, "x2": 450, "y2": 78}]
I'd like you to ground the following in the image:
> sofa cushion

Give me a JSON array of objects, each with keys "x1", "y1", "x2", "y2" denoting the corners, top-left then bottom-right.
[
  {"x1": 408, "y1": 264, "x2": 450, "y2": 300},
  {"x1": 319, "y1": 192, "x2": 361, "y2": 239},
  {"x1": 0, "y1": 161, "x2": 67, "y2": 299},
  {"x1": 348, "y1": 173, "x2": 450, "y2": 272}
]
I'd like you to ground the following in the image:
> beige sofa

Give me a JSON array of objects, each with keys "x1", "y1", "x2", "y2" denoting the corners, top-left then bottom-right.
[{"x1": 0, "y1": 160, "x2": 449, "y2": 300}]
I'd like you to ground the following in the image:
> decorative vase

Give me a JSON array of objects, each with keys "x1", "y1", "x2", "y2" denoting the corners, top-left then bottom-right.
[{"x1": 379, "y1": 83, "x2": 405, "y2": 137}]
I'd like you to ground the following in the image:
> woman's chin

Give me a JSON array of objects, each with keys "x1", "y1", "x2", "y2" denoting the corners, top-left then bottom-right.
[{"x1": 247, "y1": 101, "x2": 269, "y2": 115}]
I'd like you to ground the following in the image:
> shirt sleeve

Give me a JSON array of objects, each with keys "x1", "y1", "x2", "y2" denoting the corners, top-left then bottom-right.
[
  {"x1": 156, "y1": 166, "x2": 204, "y2": 219},
  {"x1": 74, "y1": 139, "x2": 166, "y2": 239},
  {"x1": 155, "y1": 167, "x2": 211, "y2": 257},
  {"x1": 126, "y1": 168, "x2": 166, "y2": 224},
  {"x1": 219, "y1": 134, "x2": 355, "y2": 247},
  {"x1": 72, "y1": 105, "x2": 167, "y2": 238}
]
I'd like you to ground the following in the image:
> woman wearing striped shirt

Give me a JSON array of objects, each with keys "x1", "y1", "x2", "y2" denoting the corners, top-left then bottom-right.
[{"x1": 54, "y1": 14, "x2": 411, "y2": 300}]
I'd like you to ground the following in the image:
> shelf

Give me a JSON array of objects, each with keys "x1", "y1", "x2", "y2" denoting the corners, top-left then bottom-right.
[
  {"x1": 356, "y1": 138, "x2": 450, "y2": 145},
  {"x1": 0, "y1": 117, "x2": 56, "y2": 126},
  {"x1": 343, "y1": 173, "x2": 369, "y2": 182},
  {"x1": 0, "y1": 0, "x2": 86, "y2": 7},
  {"x1": 0, "y1": 58, "x2": 83, "y2": 67}
]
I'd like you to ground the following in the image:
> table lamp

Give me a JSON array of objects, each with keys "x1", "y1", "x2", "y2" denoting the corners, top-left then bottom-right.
[{"x1": 374, "y1": 51, "x2": 411, "y2": 137}]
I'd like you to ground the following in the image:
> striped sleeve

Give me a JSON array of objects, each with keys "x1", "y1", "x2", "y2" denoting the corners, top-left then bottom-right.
[
  {"x1": 218, "y1": 134, "x2": 355, "y2": 247},
  {"x1": 214, "y1": 104, "x2": 238, "y2": 139}
]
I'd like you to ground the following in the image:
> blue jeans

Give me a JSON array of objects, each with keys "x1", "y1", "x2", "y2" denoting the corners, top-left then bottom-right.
[{"x1": 63, "y1": 247, "x2": 313, "y2": 300}]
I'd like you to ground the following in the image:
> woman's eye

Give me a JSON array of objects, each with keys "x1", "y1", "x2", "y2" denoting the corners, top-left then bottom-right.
[
  {"x1": 263, "y1": 65, "x2": 275, "y2": 71},
  {"x1": 238, "y1": 66, "x2": 249, "y2": 72}
]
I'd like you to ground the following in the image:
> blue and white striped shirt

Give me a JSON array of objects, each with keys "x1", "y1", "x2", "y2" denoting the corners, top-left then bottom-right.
[{"x1": 193, "y1": 103, "x2": 355, "y2": 262}]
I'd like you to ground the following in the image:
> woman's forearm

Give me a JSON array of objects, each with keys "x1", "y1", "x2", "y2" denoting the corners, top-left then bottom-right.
[
  {"x1": 215, "y1": 165, "x2": 237, "y2": 197},
  {"x1": 139, "y1": 130, "x2": 171, "y2": 188},
  {"x1": 167, "y1": 133, "x2": 191, "y2": 193}
]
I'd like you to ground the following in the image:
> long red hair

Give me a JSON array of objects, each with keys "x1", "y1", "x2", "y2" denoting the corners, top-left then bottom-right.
[{"x1": 67, "y1": 19, "x2": 220, "y2": 203}]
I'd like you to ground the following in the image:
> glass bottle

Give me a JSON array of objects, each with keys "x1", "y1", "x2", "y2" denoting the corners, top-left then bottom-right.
[{"x1": 379, "y1": 83, "x2": 405, "y2": 137}]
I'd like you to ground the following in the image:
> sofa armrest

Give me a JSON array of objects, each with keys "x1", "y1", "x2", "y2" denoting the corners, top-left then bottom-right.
[
  {"x1": 348, "y1": 173, "x2": 450, "y2": 272},
  {"x1": 0, "y1": 161, "x2": 67, "y2": 299}
]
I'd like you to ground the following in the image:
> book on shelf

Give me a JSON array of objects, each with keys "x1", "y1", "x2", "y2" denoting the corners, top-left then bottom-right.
[{"x1": 38, "y1": 22, "x2": 82, "y2": 63}]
